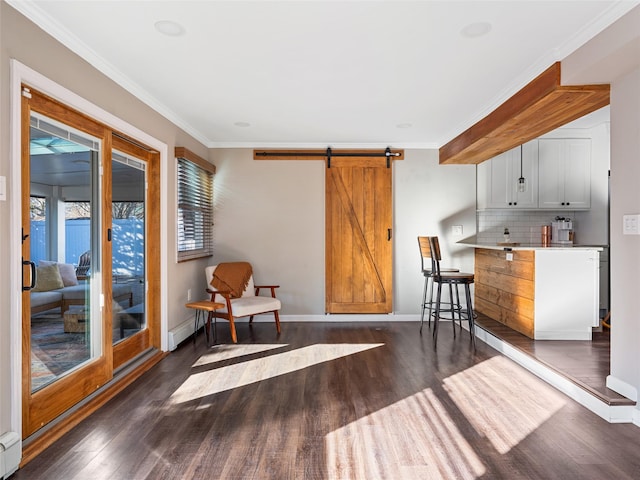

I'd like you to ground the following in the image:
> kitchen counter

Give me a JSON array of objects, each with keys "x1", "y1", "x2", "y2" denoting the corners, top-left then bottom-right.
[
  {"x1": 458, "y1": 240, "x2": 605, "y2": 251},
  {"x1": 463, "y1": 243, "x2": 601, "y2": 340}
]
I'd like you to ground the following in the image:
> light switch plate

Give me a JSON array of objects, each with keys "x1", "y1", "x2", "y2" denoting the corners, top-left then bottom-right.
[
  {"x1": 623, "y1": 214, "x2": 640, "y2": 235},
  {"x1": 0, "y1": 176, "x2": 6, "y2": 201},
  {"x1": 452, "y1": 225, "x2": 463, "y2": 236}
]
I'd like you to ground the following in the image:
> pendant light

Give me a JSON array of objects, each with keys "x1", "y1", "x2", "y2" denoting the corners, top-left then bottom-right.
[{"x1": 517, "y1": 144, "x2": 527, "y2": 192}]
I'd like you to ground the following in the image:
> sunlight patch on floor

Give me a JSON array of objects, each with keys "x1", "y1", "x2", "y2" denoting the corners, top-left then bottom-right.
[
  {"x1": 443, "y1": 355, "x2": 567, "y2": 454},
  {"x1": 325, "y1": 388, "x2": 486, "y2": 480},
  {"x1": 170, "y1": 343, "x2": 384, "y2": 404},
  {"x1": 192, "y1": 343, "x2": 287, "y2": 367}
]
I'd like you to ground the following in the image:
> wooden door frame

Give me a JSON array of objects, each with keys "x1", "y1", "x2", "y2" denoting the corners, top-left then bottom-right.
[{"x1": 11, "y1": 78, "x2": 168, "y2": 446}]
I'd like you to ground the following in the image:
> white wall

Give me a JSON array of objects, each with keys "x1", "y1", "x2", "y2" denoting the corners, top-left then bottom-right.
[
  {"x1": 393, "y1": 150, "x2": 477, "y2": 314},
  {"x1": 609, "y1": 66, "x2": 640, "y2": 404},
  {"x1": 211, "y1": 149, "x2": 326, "y2": 315},
  {"x1": 210, "y1": 148, "x2": 477, "y2": 317}
]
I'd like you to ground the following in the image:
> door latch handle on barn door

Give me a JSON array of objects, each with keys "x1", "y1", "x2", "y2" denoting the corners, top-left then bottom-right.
[
  {"x1": 388, "y1": 228, "x2": 392, "y2": 241},
  {"x1": 22, "y1": 258, "x2": 36, "y2": 291}
]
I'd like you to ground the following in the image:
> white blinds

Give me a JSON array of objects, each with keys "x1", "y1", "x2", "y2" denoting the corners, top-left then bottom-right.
[{"x1": 177, "y1": 157, "x2": 214, "y2": 261}]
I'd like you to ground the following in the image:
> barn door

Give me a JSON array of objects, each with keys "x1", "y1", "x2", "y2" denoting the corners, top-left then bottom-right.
[{"x1": 325, "y1": 159, "x2": 392, "y2": 313}]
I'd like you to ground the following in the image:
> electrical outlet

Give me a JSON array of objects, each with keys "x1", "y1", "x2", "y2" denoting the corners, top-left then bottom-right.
[
  {"x1": 187, "y1": 289, "x2": 192, "y2": 301},
  {"x1": 506, "y1": 253, "x2": 514, "y2": 261},
  {"x1": 452, "y1": 225, "x2": 463, "y2": 236}
]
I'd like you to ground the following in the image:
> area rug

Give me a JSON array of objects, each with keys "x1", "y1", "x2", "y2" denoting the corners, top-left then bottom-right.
[{"x1": 31, "y1": 314, "x2": 90, "y2": 391}]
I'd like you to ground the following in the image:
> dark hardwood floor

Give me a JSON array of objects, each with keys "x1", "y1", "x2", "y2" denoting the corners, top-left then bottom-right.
[
  {"x1": 474, "y1": 315, "x2": 633, "y2": 405},
  {"x1": 14, "y1": 321, "x2": 640, "y2": 479}
]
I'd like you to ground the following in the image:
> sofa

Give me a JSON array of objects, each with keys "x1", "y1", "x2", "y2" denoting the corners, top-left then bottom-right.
[{"x1": 30, "y1": 262, "x2": 133, "y2": 315}]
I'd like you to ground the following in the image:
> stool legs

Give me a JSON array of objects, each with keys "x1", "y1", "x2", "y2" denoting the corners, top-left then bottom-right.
[
  {"x1": 463, "y1": 283, "x2": 476, "y2": 348},
  {"x1": 193, "y1": 309, "x2": 203, "y2": 344},
  {"x1": 432, "y1": 281, "x2": 475, "y2": 348}
]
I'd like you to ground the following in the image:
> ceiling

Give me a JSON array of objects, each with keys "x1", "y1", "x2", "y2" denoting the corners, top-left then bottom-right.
[{"x1": 9, "y1": 1, "x2": 638, "y2": 149}]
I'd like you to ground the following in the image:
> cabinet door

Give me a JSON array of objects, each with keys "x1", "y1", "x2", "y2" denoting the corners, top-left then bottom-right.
[
  {"x1": 538, "y1": 139, "x2": 564, "y2": 208},
  {"x1": 562, "y1": 139, "x2": 591, "y2": 208},
  {"x1": 478, "y1": 142, "x2": 538, "y2": 209},
  {"x1": 539, "y1": 138, "x2": 591, "y2": 209},
  {"x1": 486, "y1": 150, "x2": 512, "y2": 208},
  {"x1": 512, "y1": 141, "x2": 538, "y2": 208}
]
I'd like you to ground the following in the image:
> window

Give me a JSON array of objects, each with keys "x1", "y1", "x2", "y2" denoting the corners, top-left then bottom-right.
[{"x1": 176, "y1": 148, "x2": 215, "y2": 261}]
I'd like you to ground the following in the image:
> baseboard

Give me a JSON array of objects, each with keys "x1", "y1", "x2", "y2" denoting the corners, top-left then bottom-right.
[
  {"x1": 278, "y1": 313, "x2": 421, "y2": 322},
  {"x1": 606, "y1": 375, "x2": 638, "y2": 402}
]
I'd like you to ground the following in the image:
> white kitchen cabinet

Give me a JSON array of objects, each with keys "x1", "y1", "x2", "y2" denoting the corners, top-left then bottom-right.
[
  {"x1": 477, "y1": 140, "x2": 538, "y2": 209},
  {"x1": 538, "y1": 138, "x2": 591, "y2": 209}
]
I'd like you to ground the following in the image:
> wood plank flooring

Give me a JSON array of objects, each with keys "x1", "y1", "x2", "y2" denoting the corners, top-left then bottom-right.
[
  {"x1": 14, "y1": 321, "x2": 640, "y2": 479},
  {"x1": 474, "y1": 315, "x2": 633, "y2": 405}
]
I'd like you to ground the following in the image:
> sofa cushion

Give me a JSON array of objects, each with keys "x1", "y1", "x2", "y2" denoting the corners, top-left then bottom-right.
[
  {"x1": 32, "y1": 264, "x2": 64, "y2": 292},
  {"x1": 58, "y1": 283, "x2": 132, "y2": 300},
  {"x1": 40, "y1": 260, "x2": 79, "y2": 286},
  {"x1": 57, "y1": 284, "x2": 87, "y2": 300},
  {"x1": 30, "y1": 290, "x2": 63, "y2": 308}
]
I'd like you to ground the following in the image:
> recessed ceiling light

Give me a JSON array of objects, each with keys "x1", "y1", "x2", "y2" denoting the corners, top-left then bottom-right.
[
  {"x1": 154, "y1": 20, "x2": 186, "y2": 37},
  {"x1": 396, "y1": 123, "x2": 412, "y2": 129},
  {"x1": 461, "y1": 22, "x2": 492, "y2": 38},
  {"x1": 234, "y1": 121, "x2": 251, "y2": 128}
]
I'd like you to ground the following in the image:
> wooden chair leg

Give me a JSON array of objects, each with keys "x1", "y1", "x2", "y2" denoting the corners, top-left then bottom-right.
[
  {"x1": 228, "y1": 317, "x2": 237, "y2": 343},
  {"x1": 274, "y1": 310, "x2": 281, "y2": 333}
]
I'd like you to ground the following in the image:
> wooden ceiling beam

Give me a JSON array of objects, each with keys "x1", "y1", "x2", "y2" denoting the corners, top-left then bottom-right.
[{"x1": 439, "y1": 62, "x2": 610, "y2": 165}]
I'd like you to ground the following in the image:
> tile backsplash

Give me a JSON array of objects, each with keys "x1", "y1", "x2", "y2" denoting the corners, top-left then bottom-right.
[{"x1": 477, "y1": 210, "x2": 577, "y2": 244}]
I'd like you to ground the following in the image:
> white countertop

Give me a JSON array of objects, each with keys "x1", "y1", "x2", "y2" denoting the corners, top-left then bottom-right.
[{"x1": 457, "y1": 240, "x2": 605, "y2": 251}]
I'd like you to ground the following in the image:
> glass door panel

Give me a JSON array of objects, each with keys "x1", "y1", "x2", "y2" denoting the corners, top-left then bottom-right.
[
  {"x1": 28, "y1": 113, "x2": 102, "y2": 392},
  {"x1": 111, "y1": 150, "x2": 146, "y2": 345}
]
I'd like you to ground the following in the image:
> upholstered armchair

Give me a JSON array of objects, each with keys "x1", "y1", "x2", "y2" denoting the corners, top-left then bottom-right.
[{"x1": 205, "y1": 264, "x2": 281, "y2": 343}]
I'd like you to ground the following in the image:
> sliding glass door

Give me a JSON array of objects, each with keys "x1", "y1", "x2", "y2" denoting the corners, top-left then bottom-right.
[{"x1": 21, "y1": 87, "x2": 158, "y2": 437}]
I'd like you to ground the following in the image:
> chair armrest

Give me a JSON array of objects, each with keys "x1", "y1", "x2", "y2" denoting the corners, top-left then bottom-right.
[
  {"x1": 254, "y1": 285, "x2": 279, "y2": 298},
  {"x1": 207, "y1": 288, "x2": 232, "y2": 299}
]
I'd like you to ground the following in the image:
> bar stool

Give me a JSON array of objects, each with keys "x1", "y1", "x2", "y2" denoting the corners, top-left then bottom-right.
[
  {"x1": 418, "y1": 236, "x2": 459, "y2": 332},
  {"x1": 185, "y1": 300, "x2": 225, "y2": 345},
  {"x1": 428, "y1": 236, "x2": 476, "y2": 347}
]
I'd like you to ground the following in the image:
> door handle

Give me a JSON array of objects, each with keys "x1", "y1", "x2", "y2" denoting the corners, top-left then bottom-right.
[
  {"x1": 22, "y1": 259, "x2": 36, "y2": 291},
  {"x1": 387, "y1": 228, "x2": 392, "y2": 241}
]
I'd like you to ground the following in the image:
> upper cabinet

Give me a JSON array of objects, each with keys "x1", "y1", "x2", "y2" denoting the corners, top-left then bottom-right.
[
  {"x1": 477, "y1": 141, "x2": 539, "y2": 209},
  {"x1": 478, "y1": 138, "x2": 591, "y2": 210},
  {"x1": 538, "y1": 138, "x2": 591, "y2": 209}
]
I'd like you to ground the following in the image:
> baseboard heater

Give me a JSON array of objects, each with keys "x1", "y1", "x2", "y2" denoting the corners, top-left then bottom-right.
[
  {"x1": 168, "y1": 317, "x2": 197, "y2": 351},
  {"x1": 0, "y1": 431, "x2": 20, "y2": 479}
]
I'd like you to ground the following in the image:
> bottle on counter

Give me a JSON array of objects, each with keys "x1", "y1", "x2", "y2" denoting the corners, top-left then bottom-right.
[
  {"x1": 503, "y1": 227, "x2": 510, "y2": 243},
  {"x1": 541, "y1": 225, "x2": 551, "y2": 246}
]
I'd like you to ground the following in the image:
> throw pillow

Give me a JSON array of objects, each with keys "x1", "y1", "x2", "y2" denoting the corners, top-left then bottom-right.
[
  {"x1": 39, "y1": 260, "x2": 79, "y2": 286},
  {"x1": 32, "y1": 264, "x2": 64, "y2": 292},
  {"x1": 58, "y1": 263, "x2": 79, "y2": 286}
]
